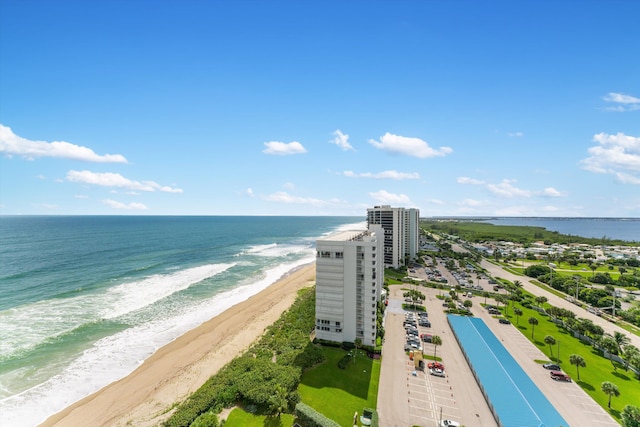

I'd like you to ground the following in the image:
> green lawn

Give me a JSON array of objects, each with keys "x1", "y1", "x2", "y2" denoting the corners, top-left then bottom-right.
[
  {"x1": 502, "y1": 301, "x2": 640, "y2": 421},
  {"x1": 298, "y1": 346, "x2": 380, "y2": 427},
  {"x1": 224, "y1": 409, "x2": 295, "y2": 427}
]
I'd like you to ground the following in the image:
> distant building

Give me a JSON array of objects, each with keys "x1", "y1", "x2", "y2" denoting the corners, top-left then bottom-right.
[
  {"x1": 315, "y1": 225, "x2": 384, "y2": 347},
  {"x1": 366, "y1": 205, "x2": 420, "y2": 268}
]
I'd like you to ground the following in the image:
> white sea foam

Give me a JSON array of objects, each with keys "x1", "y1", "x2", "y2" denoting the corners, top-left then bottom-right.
[
  {"x1": 0, "y1": 257, "x2": 314, "y2": 427},
  {"x1": 0, "y1": 263, "x2": 235, "y2": 362}
]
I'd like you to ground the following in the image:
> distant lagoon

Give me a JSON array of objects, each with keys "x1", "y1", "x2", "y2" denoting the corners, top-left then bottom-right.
[{"x1": 428, "y1": 217, "x2": 640, "y2": 242}]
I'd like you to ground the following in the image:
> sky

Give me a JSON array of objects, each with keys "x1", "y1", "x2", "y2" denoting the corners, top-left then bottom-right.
[{"x1": 1, "y1": 1, "x2": 639, "y2": 217}]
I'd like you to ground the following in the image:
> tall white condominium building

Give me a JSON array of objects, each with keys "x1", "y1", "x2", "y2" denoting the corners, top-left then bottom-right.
[
  {"x1": 366, "y1": 205, "x2": 420, "y2": 269},
  {"x1": 315, "y1": 225, "x2": 384, "y2": 347}
]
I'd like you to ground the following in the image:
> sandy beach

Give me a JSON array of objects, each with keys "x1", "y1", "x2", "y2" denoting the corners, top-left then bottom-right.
[{"x1": 40, "y1": 263, "x2": 316, "y2": 427}]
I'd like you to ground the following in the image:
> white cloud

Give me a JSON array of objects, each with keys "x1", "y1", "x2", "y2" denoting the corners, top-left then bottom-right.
[
  {"x1": 283, "y1": 182, "x2": 296, "y2": 190},
  {"x1": 603, "y1": 92, "x2": 640, "y2": 112},
  {"x1": 368, "y1": 133, "x2": 453, "y2": 158},
  {"x1": 74, "y1": 194, "x2": 89, "y2": 199},
  {"x1": 580, "y1": 132, "x2": 640, "y2": 184},
  {"x1": 0, "y1": 125, "x2": 128, "y2": 163},
  {"x1": 66, "y1": 170, "x2": 183, "y2": 193},
  {"x1": 246, "y1": 188, "x2": 255, "y2": 197},
  {"x1": 263, "y1": 141, "x2": 307, "y2": 155},
  {"x1": 40, "y1": 203, "x2": 59, "y2": 210},
  {"x1": 486, "y1": 179, "x2": 532, "y2": 198},
  {"x1": 507, "y1": 132, "x2": 524, "y2": 137},
  {"x1": 457, "y1": 176, "x2": 485, "y2": 185},
  {"x1": 539, "y1": 187, "x2": 567, "y2": 197},
  {"x1": 102, "y1": 199, "x2": 148, "y2": 210},
  {"x1": 368, "y1": 190, "x2": 412, "y2": 205},
  {"x1": 261, "y1": 191, "x2": 327, "y2": 207},
  {"x1": 330, "y1": 129, "x2": 354, "y2": 151},
  {"x1": 36, "y1": 174, "x2": 47, "y2": 180},
  {"x1": 342, "y1": 170, "x2": 420, "y2": 180}
]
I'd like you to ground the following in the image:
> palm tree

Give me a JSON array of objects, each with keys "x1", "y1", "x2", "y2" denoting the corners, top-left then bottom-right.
[
  {"x1": 613, "y1": 332, "x2": 631, "y2": 359},
  {"x1": 570, "y1": 354, "x2": 586, "y2": 381},
  {"x1": 544, "y1": 335, "x2": 556, "y2": 360},
  {"x1": 600, "y1": 335, "x2": 620, "y2": 371},
  {"x1": 354, "y1": 338, "x2": 362, "y2": 359},
  {"x1": 528, "y1": 317, "x2": 539, "y2": 339},
  {"x1": 513, "y1": 308, "x2": 523, "y2": 325},
  {"x1": 535, "y1": 295, "x2": 548, "y2": 307},
  {"x1": 432, "y1": 335, "x2": 442, "y2": 360},
  {"x1": 513, "y1": 280, "x2": 522, "y2": 288},
  {"x1": 601, "y1": 381, "x2": 620, "y2": 409},
  {"x1": 483, "y1": 291, "x2": 490, "y2": 305}
]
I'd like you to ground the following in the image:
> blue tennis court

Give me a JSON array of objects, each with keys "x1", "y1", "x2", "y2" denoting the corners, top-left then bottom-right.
[{"x1": 448, "y1": 315, "x2": 568, "y2": 427}]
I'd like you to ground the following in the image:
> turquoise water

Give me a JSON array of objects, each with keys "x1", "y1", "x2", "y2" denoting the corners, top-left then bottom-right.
[{"x1": 0, "y1": 216, "x2": 364, "y2": 426}]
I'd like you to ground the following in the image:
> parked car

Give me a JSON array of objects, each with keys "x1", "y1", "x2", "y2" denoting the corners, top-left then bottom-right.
[
  {"x1": 498, "y1": 318, "x2": 510, "y2": 324},
  {"x1": 427, "y1": 361, "x2": 444, "y2": 370},
  {"x1": 419, "y1": 320, "x2": 431, "y2": 327},
  {"x1": 429, "y1": 368, "x2": 446, "y2": 377},
  {"x1": 440, "y1": 420, "x2": 461, "y2": 427},
  {"x1": 543, "y1": 363, "x2": 561, "y2": 370},
  {"x1": 550, "y1": 371, "x2": 571, "y2": 382},
  {"x1": 421, "y1": 334, "x2": 432, "y2": 343}
]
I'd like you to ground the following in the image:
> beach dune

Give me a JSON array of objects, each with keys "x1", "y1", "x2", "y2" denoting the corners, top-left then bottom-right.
[{"x1": 40, "y1": 263, "x2": 317, "y2": 427}]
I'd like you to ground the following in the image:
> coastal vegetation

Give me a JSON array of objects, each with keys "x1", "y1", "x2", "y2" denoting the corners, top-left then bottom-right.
[
  {"x1": 164, "y1": 287, "x2": 322, "y2": 427},
  {"x1": 421, "y1": 219, "x2": 638, "y2": 246}
]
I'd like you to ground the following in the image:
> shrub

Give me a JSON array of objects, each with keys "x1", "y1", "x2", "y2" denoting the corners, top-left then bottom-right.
[
  {"x1": 337, "y1": 354, "x2": 352, "y2": 369},
  {"x1": 295, "y1": 402, "x2": 341, "y2": 427}
]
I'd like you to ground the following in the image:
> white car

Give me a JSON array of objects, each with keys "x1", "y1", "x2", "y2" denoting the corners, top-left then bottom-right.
[
  {"x1": 440, "y1": 420, "x2": 461, "y2": 427},
  {"x1": 429, "y1": 368, "x2": 446, "y2": 377}
]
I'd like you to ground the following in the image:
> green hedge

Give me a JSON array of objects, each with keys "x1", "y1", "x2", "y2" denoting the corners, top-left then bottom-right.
[{"x1": 295, "y1": 402, "x2": 341, "y2": 427}]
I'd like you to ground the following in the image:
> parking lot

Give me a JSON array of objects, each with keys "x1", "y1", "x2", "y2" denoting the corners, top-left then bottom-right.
[{"x1": 377, "y1": 285, "x2": 497, "y2": 427}]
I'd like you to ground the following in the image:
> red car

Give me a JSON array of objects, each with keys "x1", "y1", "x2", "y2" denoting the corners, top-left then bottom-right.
[
  {"x1": 550, "y1": 371, "x2": 571, "y2": 382},
  {"x1": 428, "y1": 361, "x2": 444, "y2": 370}
]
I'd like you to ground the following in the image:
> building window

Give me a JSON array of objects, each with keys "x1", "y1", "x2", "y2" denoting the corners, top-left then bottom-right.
[
  {"x1": 372, "y1": 304, "x2": 375, "y2": 308},
  {"x1": 372, "y1": 289, "x2": 376, "y2": 294},
  {"x1": 372, "y1": 311, "x2": 375, "y2": 315},
  {"x1": 335, "y1": 252, "x2": 343, "y2": 259},
  {"x1": 336, "y1": 328, "x2": 342, "y2": 333},
  {"x1": 320, "y1": 251, "x2": 331, "y2": 258},
  {"x1": 372, "y1": 297, "x2": 375, "y2": 301},
  {"x1": 335, "y1": 321, "x2": 341, "y2": 326}
]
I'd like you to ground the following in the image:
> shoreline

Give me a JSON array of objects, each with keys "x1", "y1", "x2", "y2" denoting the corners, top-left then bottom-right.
[{"x1": 40, "y1": 262, "x2": 317, "y2": 427}]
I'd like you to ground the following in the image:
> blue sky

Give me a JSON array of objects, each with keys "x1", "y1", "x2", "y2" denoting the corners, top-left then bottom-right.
[{"x1": 1, "y1": 1, "x2": 639, "y2": 217}]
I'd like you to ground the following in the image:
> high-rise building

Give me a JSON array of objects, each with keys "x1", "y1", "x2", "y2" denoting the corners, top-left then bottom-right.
[
  {"x1": 367, "y1": 205, "x2": 420, "y2": 268},
  {"x1": 314, "y1": 225, "x2": 384, "y2": 347}
]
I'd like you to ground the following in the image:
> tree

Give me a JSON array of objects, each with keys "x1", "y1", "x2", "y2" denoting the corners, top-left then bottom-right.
[
  {"x1": 613, "y1": 332, "x2": 631, "y2": 359},
  {"x1": 528, "y1": 317, "x2": 539, "y2": 339},
  {"x1": 600, "y1": 335, "x2": 620, "y2": 371},
  {"x1": 483, "y1": 291, "x2": 490, "y2": 305},
  {"x1": 601, "y1": 381, "x2": 620, "y2": 409},
  {"x1": 354, "y1": 338, "x2": 362, "y2": 359},
  {"x1": 535, "y1": 295, "x2": 548, "y2": 307},
  {"x1": 544, "y1": 335, "x2": 556, "y2": 360},
  {"x1": 622, "y1": 404, "x2": 640, "y2": 427},
  {"x1": 463, "y1": 299, "x2": 473, "y2": 309},
  {"x1": 268, "y1": 384, "x2": 290, "y2": 417},
  {"x1": 513, "y1": 280, "x2": 522, "y2": 289},
  {"x1": 570, "y1": 354, "x2": 586, "y2": 381},
  {"x1": 513, "y1": 308, "x2": 523, "y2": 325},
  {"x1": 432, "y1": 335, "x2": 442, "y2": 360}
]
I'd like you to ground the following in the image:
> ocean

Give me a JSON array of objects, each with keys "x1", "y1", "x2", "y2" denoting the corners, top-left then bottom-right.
[{"x1": 0, "y1": 216, "x2": 364, "y2": 427}]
